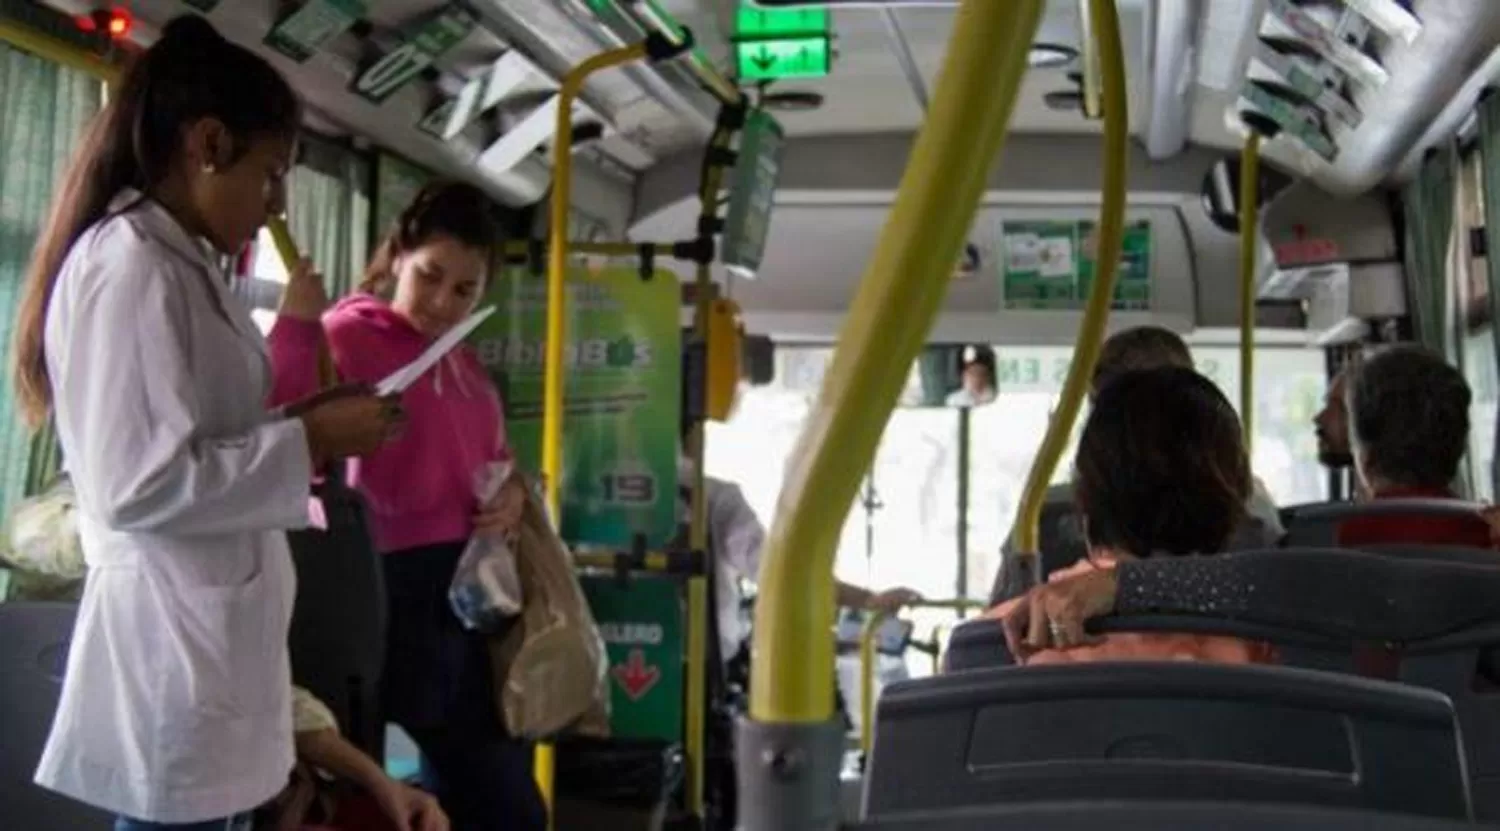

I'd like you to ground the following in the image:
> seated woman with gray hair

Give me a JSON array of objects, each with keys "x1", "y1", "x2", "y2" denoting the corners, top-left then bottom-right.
[{"x1": 990, "y1": 325, "x2": 1284, "y2": 604}]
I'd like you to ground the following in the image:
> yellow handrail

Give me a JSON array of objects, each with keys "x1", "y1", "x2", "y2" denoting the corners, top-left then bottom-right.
[
  {"x1": 1006, "y1": 0, "x2": 1130, "y2": 560},
  {"x1": 543, "y1": 42, "x2": 649, "y2": 517},
  {"x1": 749, "y1": 0, "x2": 1045, "y2": 725},
  {"x1": 857, "y1": 597, "x2": 981, "y2": 756},
  {"x1": 858, "y1": 609, "x2": 893, "y2": 758},
  {"x1": 1239, "y1": 132, "x2": 1262, "y2": 451},
  {"x1": 539, "y1": 41, "x2": 651, "y2": 823},
  {"x1": 0, "y1": 18, "x2": 118, "y2": 81},
  {"x1": 680, "y1": 113, "x2": 740, "y2": 819},
  {"x1": 502, "y1": 239, "x2": 678, "y2": 259}
]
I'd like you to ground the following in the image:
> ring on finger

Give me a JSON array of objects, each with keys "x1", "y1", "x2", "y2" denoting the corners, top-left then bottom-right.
[{"x1": 1048, "y1": 621, "x2": 1070, "y2": 646}]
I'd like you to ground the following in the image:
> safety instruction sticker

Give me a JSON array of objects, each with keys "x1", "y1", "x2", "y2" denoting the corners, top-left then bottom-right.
[
  {"x1": 1001, "y1": 219, "x2": 1152, "y2": 311},
  {"x1": 580, "y1": 575, "x2": 684, "y2": 741}
]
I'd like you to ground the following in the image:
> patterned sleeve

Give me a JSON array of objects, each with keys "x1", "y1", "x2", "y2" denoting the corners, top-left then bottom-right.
[
  {"x1": 1114, "y1": 550, "x2": 1500, "y2": 641},
  {"x1": 1114, "y1": 555, "x2": 1256, "y2": 618}
]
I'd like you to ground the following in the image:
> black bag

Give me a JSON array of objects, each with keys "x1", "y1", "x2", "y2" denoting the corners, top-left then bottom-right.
[
  {"x1": 286, "y1": 464, "x2": 387, "y2": 761},
  {"x1": 283, "y1": 323, "x2": 387, "y2": 761}
]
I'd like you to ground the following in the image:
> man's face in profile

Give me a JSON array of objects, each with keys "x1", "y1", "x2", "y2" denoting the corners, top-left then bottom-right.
[{"x1": 1314, "y1": 370, "x2": 1353, "y2": 469}]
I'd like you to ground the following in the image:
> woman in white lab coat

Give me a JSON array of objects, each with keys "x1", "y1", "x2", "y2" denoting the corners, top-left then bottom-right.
[{"x1": 9, "y1": 17, "x2": 398, "y2": 831}]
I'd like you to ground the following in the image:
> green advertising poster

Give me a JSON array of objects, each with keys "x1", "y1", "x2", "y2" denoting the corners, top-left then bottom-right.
[
  {"x1": 265, "y1": 0, "x2": 367, "y2": 63},
  {"x1": 580, "y1": 575, "x2": 684, "y2": 741},
  {"x1": 470, "y1": 266, "x2": 681, "y2": 549},
  {"x1": 1000, "y1": 218, "x2": 1153, "y2": 311},
  {"x1": 372, "y1": 153, "x2": 432, "y2": 244}
]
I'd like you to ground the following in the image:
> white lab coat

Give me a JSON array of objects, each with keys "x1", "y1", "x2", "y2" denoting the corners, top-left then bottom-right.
[{"x1": 33, "y1": 192, "x2": 314, "y2": 822}]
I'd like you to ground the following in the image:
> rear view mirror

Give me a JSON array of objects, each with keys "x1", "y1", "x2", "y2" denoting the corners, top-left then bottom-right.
[{"x1": 909, "y1": 343, "x2": 997, "y2": 408}]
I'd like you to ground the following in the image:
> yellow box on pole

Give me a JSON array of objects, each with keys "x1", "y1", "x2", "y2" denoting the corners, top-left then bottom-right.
[{"x1": 705, "y1": 298, "x2": 743, "y2": 422}]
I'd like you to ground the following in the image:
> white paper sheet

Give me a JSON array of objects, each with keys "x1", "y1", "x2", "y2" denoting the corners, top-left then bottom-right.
[{"x1": 375, "y1": 305, "x2": 497, "y2": 396}]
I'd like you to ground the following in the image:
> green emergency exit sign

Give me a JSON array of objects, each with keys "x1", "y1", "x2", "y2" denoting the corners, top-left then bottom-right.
[
  {"x1": 736, "y1": 37, "x2": 831, "y2": 81},
  {"x1": 736, "y1": 7, "x2": 829, "y2": 39},
  {"x1": 733, "y1": 2, "x2": 833, "y2": 81}
]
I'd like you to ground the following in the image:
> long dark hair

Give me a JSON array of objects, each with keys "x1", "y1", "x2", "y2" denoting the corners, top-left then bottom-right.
[
  {"x1": 360, "y1": 181, "x2": 494, "y2": 295},
  {"x1": 12, "y1": 15, "x2": 300, "y2": 427},
  {"x1": 1074, "y1": 366, "x2": 1250, "y2": 558}
]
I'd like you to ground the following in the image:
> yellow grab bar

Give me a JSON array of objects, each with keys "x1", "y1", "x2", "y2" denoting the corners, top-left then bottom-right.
[
  {"x1": 680, "y1": 114, "x2": 740, "y2": 820},
  {"x1": 265, "y1": 217, "x2": 337, "y2": 387},
  {"x1": 539, "y1": 41, "x2": 651, "y2": 823},
  {"x1": 858, "y1": 610, "x2": 894, "y2": 758},
  {"x1": 750, "y1": 0, "x2": 1046, "y2": 725},
  {"x1": 0, "y1": 18, "x2": 117, "y2": 81},
  {"x1": 1007, "y1": 0, "x2": 1130, "y2": 559},
  {"x1": 266, "y1": 216, "x2": 300, "y2": 269},
  {"x1": 857, "y1": 598, "x2": 981, "y2": 755},
  {"x1": 1238, "y1": 132, "x2": 1262, "y2": 451},
  {"x1": 543, "y1": 41, "x2": 650, "y2": 518}
]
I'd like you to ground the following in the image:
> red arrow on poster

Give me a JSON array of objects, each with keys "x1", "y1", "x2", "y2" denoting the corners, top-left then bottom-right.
[{"x1": 611, "y1": 648, "x2": 661, "y2": 701}]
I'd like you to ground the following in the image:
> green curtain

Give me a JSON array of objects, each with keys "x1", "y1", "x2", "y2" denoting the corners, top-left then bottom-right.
[
  {"x1": 1402, "y1": 142, "x2": 1459, "y2": 359},
  {"x1": 1478, "y1": 90, "x2": 1500, "y2": 497},
  {"x1": 0, "y1": 45, "x2": 102, "y2": 513},
  {"x1": 290, "y1": 134, "x2": 371, "y2": 298}
]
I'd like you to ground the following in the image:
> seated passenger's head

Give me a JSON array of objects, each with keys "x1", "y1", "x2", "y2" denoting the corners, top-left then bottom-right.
[
  {"x1": 1347, "y1": 345, "x2": 1471, "y2": 496},
  {"x1": 1074, "y1": 366, "x2": 1250, "y2": 560},
  {"x1": 1091, "y1": 326, "x2": 1193, "y2": 400}
]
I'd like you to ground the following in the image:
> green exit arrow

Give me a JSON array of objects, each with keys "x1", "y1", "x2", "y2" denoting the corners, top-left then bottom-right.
[{"x1": 751, "y1": 44, "x2": 777, "y2": 73}]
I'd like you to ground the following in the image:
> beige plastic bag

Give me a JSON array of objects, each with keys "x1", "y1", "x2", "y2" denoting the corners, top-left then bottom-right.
[{"x1": 488, "y1": 487, "x2": 610, "y2": 739}]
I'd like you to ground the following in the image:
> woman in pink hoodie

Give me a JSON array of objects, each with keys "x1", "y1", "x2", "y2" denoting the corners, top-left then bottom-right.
[{"x1": 267, "y1": 182, "x2": 541, "y2": 831}]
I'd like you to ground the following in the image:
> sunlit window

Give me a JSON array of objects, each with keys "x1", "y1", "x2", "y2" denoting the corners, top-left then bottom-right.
[
  {"x1": 706, "y1": 341, "x2": 1328, "y2": 623},
  {"x1": 248, "y1": 228, "x2": 289, "y2": 334}
]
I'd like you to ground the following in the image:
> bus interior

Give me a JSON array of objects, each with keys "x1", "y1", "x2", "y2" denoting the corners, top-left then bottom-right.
[{"x1": 3, "y1": 0, "x2": 1500, "y2": 829}]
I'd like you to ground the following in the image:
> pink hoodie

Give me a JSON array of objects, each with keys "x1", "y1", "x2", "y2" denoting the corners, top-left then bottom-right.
[{"x1": 267, "y1": 292, "x2": 509, "y2": 554}]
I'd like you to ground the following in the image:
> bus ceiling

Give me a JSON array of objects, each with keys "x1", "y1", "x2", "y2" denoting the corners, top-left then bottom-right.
[{"x1": 25, "y1": 1, "x2": 1500, "y2": 288}]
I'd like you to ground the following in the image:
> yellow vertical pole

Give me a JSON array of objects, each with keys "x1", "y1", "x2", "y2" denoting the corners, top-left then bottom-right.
[
  {"x1": 683, "y1": 120, "x2": 738, "y2": 820},
  {"x1": 858, "y1": 610, "x2": 893, "y2": 758},
  {"x1": 1008, "y1": 0, "x2": 1130, "y2": 560},
  {"x1": 539, "y1": 42, "x2": 650, "y2": 824},
  {"x1": 1239, "y1": 132, "x2": 1262, "y2": 451},
  {"x1": 749, "y1": 0, "x2": 1046, "y2": 725}
]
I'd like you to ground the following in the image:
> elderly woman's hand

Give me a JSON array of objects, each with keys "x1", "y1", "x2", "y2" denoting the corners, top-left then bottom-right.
[{"x1": 999, "y1": 568, "x2": 1118, "y2": 659}]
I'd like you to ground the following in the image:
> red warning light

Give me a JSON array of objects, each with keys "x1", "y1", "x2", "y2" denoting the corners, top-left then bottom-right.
[{"x1": 75, "y1": 6, "x2": 132, "y2": 41}]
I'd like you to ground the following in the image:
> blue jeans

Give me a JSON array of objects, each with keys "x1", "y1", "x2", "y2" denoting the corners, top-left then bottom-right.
[{"x1": 114, "y1": 814, "x2": 253, "y2": 831}]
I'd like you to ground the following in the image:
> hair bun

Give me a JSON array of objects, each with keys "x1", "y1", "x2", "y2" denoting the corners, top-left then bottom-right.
[{"x1": 158, "y1": 15, "x2": 224, "y2": 49}]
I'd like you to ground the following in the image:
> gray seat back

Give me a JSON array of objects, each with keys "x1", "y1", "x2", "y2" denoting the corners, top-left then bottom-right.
[
  {"x1": 865, "y1": 663, "x2": 1470, "y2": 821},
  {"x1": 853, "y1": 801, "x2": 1485, "y2": 831},
  {"x1": 0, "y1": 602, "x2": 111, "y2": 828},
  {"x1": 1284, "y1": 499, "x2": 1488, "y2": 547},
  {"x1": 1403, "y1": 622, "x2": 1500, "y2": 820}
]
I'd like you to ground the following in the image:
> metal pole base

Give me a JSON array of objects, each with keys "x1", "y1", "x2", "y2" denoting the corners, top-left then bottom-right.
[{"x1": 735, "y1": 716, "x2": 845, "y2": 831}]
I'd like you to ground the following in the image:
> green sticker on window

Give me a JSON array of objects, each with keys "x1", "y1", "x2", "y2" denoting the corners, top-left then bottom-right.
[
  {"x1": 265, "y1": 0, "x2": 367, "y2": 63},
  {"x1": 351, "y1": 3, "x2": 478, "y2": 103}
]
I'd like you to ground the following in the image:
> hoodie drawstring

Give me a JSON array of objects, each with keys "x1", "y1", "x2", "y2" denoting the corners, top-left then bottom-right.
[{"x1": 434, "y1": 352, "x2": 474, "y2": 399}]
